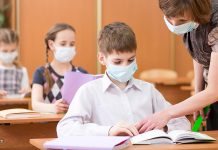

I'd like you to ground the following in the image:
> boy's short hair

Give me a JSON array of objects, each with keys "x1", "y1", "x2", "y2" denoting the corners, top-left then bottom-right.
[{"x1": 98, "y1": 22, "x2": 137, "y2": 54}]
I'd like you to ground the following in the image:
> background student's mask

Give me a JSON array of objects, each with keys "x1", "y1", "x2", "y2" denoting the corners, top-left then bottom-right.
[
  {"x1": 164, "y1": 16, "x2": 199, "y2": 35},
  {"x1": 54, "y1": 46, "x2": 76, "y2": 63},
  {"x1": 0, "y1": 51, "x2": 18, "y2": 64},
  {"x1": 106, "y1": 59, "x2": 138, "y2": 82}
]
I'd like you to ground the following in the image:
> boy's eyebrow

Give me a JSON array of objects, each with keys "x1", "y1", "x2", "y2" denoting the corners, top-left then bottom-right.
[
  {"x1": 113, "y1": 55, "x2": 136, "y2": 61},
  {"x1": 129, "y1": 55, "x2": 136, "y2": 59}
]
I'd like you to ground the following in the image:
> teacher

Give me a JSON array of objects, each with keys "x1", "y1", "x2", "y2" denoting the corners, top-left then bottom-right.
[{"x1": 136, "y1": 0, "x2": 218, "y2": 132}]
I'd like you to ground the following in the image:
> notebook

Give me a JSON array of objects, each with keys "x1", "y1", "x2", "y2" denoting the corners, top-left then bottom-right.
[
  {"x1": 44, "y1": 136, "x2": 130, "y2": 150},
  {"x1": 62, "y1": 71, "x2": 102, "y2": 104}
]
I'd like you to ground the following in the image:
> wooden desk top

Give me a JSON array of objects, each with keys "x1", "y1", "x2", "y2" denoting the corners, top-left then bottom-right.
[
  {"x1": 0, "y1": 98, "x2": 31, "y2": 105},
  {"x1": 30, "y1": 131, "x2": 218, "y2": 150},
  {"x1": 0, "y1": 113, "x2": 64, "y2": 124}
]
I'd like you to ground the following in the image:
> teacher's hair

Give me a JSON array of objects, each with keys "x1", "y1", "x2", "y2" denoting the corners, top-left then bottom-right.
[{"x1": 159, "y1": 0, "x2": 211, "y2": 24}]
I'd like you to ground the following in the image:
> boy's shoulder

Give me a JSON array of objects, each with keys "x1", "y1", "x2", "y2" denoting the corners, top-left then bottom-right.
[
  {"x1": 133, "y1": 78, "x2": 155, "y2": 89},
  {"x1": 80, "y1": 77, "x2": 103, "y2": 89}
]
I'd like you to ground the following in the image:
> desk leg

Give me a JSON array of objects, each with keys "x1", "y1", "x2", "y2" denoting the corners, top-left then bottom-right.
[{"x1": 0, "y1": 122, "x2": 57, "y2": 150}]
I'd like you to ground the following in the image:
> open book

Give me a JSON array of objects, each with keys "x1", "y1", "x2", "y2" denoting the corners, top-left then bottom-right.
[
  {"x1": 0, "y1": 108, "x2": 41, "y2": 119},
  {"x1": 44, "y1": 136, "x2": 130, "y2": 150},
  {"x1": 131, "y1": 129, "x2": 216, "y2": 144}
]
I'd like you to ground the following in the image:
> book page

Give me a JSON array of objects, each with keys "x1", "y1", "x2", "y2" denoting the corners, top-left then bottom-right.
[
  {"x1": 168, "y1": 130, "x2": 216, "y2": 143},
  {"x1": 131, "y1": 129, "x2": 172, "y2": 144}
]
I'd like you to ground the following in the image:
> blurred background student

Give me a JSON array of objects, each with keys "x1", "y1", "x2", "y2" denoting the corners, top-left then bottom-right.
[
  {"x1": 31, "y1": 23, "x2": 87, "y2": 114},
  {"x1": 0, "y1": 28, "x2": 30, "y2": 99}
]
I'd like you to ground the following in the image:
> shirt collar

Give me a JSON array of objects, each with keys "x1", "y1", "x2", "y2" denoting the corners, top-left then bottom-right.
[{"x1": 102, "y1": 73, "x2": 143, "y2": 92}]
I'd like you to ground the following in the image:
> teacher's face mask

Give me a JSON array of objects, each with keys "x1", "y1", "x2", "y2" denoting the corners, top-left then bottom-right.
[{"x1": 164, "y1": 16, "x2": 199, "y2": 35}]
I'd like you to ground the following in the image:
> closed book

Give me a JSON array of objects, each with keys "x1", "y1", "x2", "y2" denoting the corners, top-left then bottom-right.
[
  {"x1": 44, "y1": 136, "x2": 130, "y2": 150},
  {"x1": 0, "y1": 108, "x2": 41, "y2": 119}
]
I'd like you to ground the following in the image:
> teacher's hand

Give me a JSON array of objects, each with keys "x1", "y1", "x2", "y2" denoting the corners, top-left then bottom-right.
[{"x1": 135, "y1": 110, "x2": 171, "y2": 133}]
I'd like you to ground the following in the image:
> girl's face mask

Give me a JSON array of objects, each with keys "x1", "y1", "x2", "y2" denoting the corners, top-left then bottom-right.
[
  {"x1": 54, "y1": 46, "x2": 76, "y2": 63},
  {"x1": 0, "y1": 51, "x2": 18, "y2": 64}
]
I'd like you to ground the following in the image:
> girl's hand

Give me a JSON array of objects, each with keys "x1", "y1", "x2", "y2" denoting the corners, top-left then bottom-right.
[
  {"x1": 18, "y1": 88, "x2": 31, "y2": 94},
  {"x1": 193, "y1": 109, "x2": 210, "y2": 121},
  {"x1": 54, "y1": 99, "x2": 69, "y2": 113},
  {"x1": 109, "y1": 122, "x2": 139, "y2": 136},
  {"x1": 135, "y1": 110, "x2": 171, "y2": 133},
  {"x1": 0, "y1": 90, "x2": 7, "y2": 98}
]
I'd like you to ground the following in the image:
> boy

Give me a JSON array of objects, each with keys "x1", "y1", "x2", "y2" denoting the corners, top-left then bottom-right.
[{"x1": 57, "y1": 22, "x2": 190, "y2": 137}]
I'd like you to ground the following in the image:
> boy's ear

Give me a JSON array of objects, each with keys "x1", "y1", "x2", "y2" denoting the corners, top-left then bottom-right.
[
  {"x1": 98, "y1": 52, "x2": 106, "y2": 65},
  {"x1": 48, "y1": 40, "x2": 55, "y2": 51}
]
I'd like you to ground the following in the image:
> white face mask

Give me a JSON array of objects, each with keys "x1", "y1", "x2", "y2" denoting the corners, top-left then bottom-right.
[
  {"x1": 54, "y1": 46, "x2": 76, "y2": 63},
  {"x1": 164, "y1": 16, "x2": 199, "y2": 35},
  {"x1": 0, "y1": 51, "x2": 18, "y2": 64},
  {"x1": 106, "y1": 59, "x2": 138, "y2": 83}
]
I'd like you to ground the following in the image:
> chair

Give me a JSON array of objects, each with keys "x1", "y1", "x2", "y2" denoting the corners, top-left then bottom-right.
[
  {"x1": 186, "y1": 70, "x2": 194, "y2": 80},
  {"x1": 139, "y1": 69, "x2": 178, "y2": 83}
]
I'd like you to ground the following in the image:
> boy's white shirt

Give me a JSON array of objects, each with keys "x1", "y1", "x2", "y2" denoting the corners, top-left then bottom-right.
[{"x1": 57, "y1": 74, "x2": 191, "y2": 137}]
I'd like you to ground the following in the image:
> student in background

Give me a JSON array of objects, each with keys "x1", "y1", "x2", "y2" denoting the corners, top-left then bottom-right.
[
  {"x1": 57, "y1": 22, "x2": 190, "y2": 137},
  {"x1": 0, "y1": 28, "x2": 30, "y2": 98},
  {"x1": 32, "y1": 23, "x2": 87, "y2": 114}
]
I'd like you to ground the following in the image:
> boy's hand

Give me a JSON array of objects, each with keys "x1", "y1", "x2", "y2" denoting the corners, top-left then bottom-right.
[
  {"x1": 0, "y1": 90, "x2": 7, "y2": 98},
  {"x1": 109, "y1": 122, "x2": 139, "y2": 136},
  {"x1": 54, "y1": 99, "x2": 69, "y2": 113}
]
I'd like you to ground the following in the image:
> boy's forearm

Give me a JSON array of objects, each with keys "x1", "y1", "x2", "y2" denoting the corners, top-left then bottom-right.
[{"x1": 57, "y1": 116, "x2": 111, "y2": 137}]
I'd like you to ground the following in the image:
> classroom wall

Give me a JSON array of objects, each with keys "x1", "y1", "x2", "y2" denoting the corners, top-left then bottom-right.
[
  {"x1": 19, "y1": 0, "x2": 97, "y2": 79},
  {"x1": 18, "y1": 0, "x2": 193, "y2": 80}
]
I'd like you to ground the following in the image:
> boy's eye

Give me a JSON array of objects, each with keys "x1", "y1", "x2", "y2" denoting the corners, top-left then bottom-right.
[
  {"x1": 2, "y1": 50, "x2": 7, "y2": 53},
  {"x1": 128, "y1": 59, "x2": 134, "y2": 63},
  {"x1": 113, "y1": 61, "x2": 121, "y2": 65},
  {"x1": 70, "y1": 43, "x2": 75, "y2": 47},
  {"x1": 60, "y1": 43, "x2": 66, "y2": 46}
]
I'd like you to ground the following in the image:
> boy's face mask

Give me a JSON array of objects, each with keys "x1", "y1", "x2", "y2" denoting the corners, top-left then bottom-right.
[
  {"x1": 106, "y1": 59, "x2": 138, "y2": 83},
  {"x1": 54, "y1": 46, "x2": 76, "y2": 63},
  {"x1": 164, "y1": 16, "x2": 199, "y2": 35},
  {"x1": 0, "y1": 51, "x2": 18, "y2": 64}
]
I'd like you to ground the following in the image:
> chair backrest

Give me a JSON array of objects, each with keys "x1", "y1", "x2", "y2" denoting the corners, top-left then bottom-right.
[
  {"x1": 186, "y1": 70, "x2": 194, "y2": 79},
  {"x1": 61, "y1": 72, "x2": 102, "y2": 104},
  {"x1": 139, "y1": 69, "x2": 178, "y2": 82}
]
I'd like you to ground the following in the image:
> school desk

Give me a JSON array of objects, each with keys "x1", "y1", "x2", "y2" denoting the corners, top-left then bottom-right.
[
  {"x1": 0, "y1": 113, "x2": 64, "y2": 150},
  {"x1": 0, "y1": 98, "x2": 31, "y2": 110},
  {"x1": 29, "y1": 131, "x2": 218, "y2": 150},
  {"x1": 144, "y1": 77, "x2": 192, "y2": 105}
]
